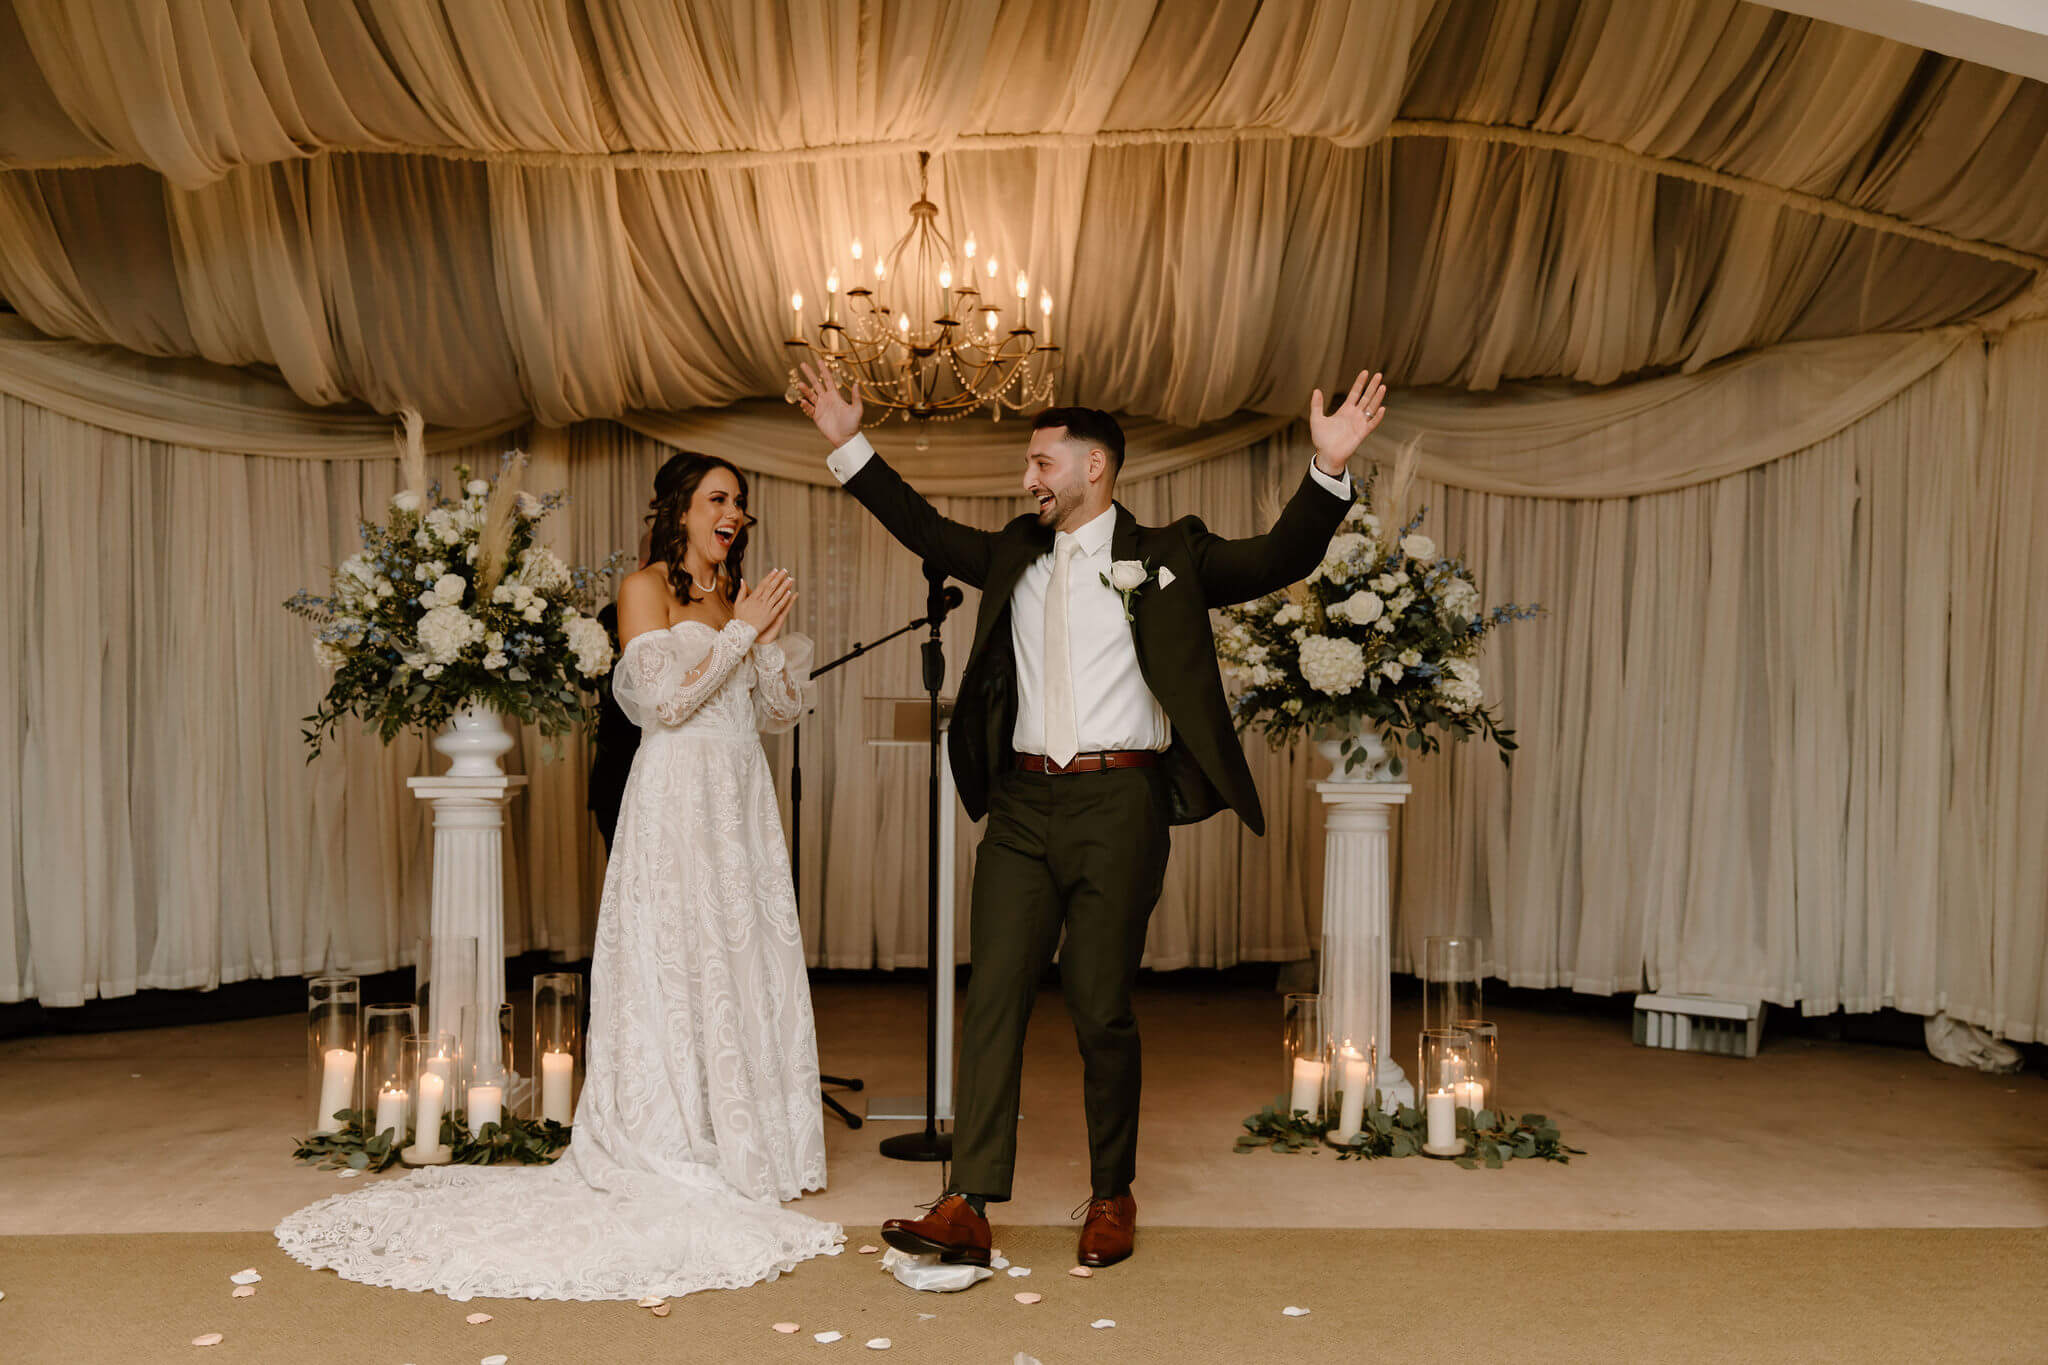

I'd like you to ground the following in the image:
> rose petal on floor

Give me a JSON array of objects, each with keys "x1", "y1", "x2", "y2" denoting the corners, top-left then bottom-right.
[
  {"x1": 1005, "y1": 1266, "x2": 1030, "y2": 1277},
  {"x1": 637, "y1": 1298, "x2": 664, "y2": 1308},
  {"x1": 1091, "y1": 1318, "x2": 1116, "y2": 1329},
  {"x1": 466, "y1": 1313, "x2": 493, "y2": 1325},
  {"x1": 916, "y1": 1313, "x2": 936, "y2": 1321},
  {"x1": 230, "y1": 1286, "x2": 254, "y2": 1299},
  {"x1": 1013, "y1": 1292, "x2": 1041, "y2": 1305},
  {"x1": 1283, "y1": 1306, "x2": 1311, "y2": 1317},
  {"x1": 1067, "y1": 1266, "x2": 1093, "y2": 1278},
  {"x1": 337, "y1": 1169, "x2": 362, "y2": 1179},
  {"x1": 482, "y1": 1356, "x2": 508, "y2": 1365},
  {"x1": 857, "y1": 1245, "x2": 879, "y2": 1255},
  {"x1": 990, "y1": 1255, "x2": 1009, "y2": 1270},
  {"x1": 813, "y1": 1330, "x2": 843, "y2": 1343},
  {"x1": 228, "y1": 1269, "x2": 261, "y2": 1285},
  {"x1": 865, "y1": 1340, "x2": 891, "y2": 1350},
  {"x1": 772, "y1": 1323, "x2": 800, "y2": 1334},
  {"x1": 191, "y1": 1333, "x2": 223, "y2": 1347},
  {"x1": 651, "y1": 1305, "x2": 671, "y2": 1318}
]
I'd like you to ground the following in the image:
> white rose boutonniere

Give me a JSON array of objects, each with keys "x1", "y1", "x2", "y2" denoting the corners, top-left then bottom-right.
[{"x1": 1102, "y1": 559, "x2": 1164, "y2": 622}]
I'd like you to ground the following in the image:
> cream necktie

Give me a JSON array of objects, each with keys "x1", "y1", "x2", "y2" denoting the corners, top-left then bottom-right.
[{"x1": 1043, "y1": 536, "x2": 1080, "y2": 767}]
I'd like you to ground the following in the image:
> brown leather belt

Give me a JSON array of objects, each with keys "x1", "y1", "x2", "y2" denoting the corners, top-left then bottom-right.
[{"x1": 1015, "y1": 750, "x2": 1161, "y2": 775}]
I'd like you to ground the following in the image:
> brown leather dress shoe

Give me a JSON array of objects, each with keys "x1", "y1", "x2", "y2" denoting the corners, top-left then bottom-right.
[
  {"x1": 1075, "y1": 1193, "x2": 1137, "y2": 1267},
  {"x1": 881, "y1": 1194, "x2": 992, "y2": 1267}
]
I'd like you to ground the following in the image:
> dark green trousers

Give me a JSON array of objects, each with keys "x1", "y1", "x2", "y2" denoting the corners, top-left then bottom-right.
[{"x1": 949, "y1": 764, "x2": 1172, "y2": 1202}]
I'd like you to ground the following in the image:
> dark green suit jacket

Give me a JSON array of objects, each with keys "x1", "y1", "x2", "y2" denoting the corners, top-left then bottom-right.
[{"x1": 844, "y1": 454, "x2": 1352, "y2": 835}]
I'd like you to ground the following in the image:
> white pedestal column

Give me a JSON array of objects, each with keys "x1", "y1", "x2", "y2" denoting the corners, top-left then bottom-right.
[
  {"x1": 408, "y1": 775, "x2": 527, "y2": 1062},
  {"x1": 1316, "y1": 781, "x2": 1414, "y2": 1109}
]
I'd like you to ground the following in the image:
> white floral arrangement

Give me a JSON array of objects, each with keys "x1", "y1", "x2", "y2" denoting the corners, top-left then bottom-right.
[
  {"x1": 287, "y1": 455, "x2": 626, "y2": 756},
  {"x1": 1216, "y1": 455, "x2": 1536, "y2": 776}
]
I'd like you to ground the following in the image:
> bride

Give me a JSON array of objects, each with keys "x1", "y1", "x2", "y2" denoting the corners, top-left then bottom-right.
[{"x1": 276, "y1": 452, "x2": 844, "y2": 1301}]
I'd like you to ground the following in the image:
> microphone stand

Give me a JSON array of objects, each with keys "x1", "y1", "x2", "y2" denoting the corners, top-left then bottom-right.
[
  {"x1": 790, "y1": 566, "x2": 962, "y2": 1143},
  {"x1": 877, "y1": 561, "x2": 960, "y2": 1162}
]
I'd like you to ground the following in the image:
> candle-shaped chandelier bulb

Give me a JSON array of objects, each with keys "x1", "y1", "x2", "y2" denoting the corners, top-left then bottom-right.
[
  {"x1": 1015, "y1": 270, "x2": 1029, "y2": 300},
  {"x1": 897, "y1": 312, "x2": 911, "y2": 337},
  {"x1": 791, "y1": 291, "x2": 803, "y2": 314},
  {"x1": 850, "y1": 238, "x2": 863, "y2": 260},
  {"x1": 826, "y1": 270, "x2": 840, "y2": 294},
  {"x1": 984, "y1": 308, "x2": 998, "y2": 332},
  {"x1": 986, "y1": 256, "x2": 999, "y2": 280},
  {"x1": 964, "y1": 234, "x2": 978, "y2": 258},
  {"x1": 1039, "y1": 291, "x2": 1052, "y2": 318},
  {"x1": 939, "y1": 264, "x2": 953, "y2": 290},
  {"x1": 874, "y1": 259, "x2": 887, "y2": 281}
]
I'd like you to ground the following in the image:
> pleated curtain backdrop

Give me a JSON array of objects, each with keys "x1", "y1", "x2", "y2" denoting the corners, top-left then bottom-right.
[{"x1": 3, "y1": 317, "x2": 2045, "y2": 1044}]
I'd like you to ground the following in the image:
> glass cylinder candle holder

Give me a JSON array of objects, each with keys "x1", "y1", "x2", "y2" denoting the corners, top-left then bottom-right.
[
  {"x1": 415, "y1": 933, "x2": 480, "y2": 1056},
  {"x1": 306, "y1": 976, "x2": 361, "y2": 1135},
  {"x1": 1421, "y1": 935, "x2": 1485, "y2": 1036},
  {"x1": 465, "y1": 1002, "x2": 516, "y2": 1134},
  {"x1": 532, "y1": 972, "x2": 584, "y2": 1127},
  {"x1": 362, "y1": 1003, "x2": 418, "y2": 1143},
  {"x1": 1281, "y1": 992, "x2": 1326, "y2": 1122},
  {"x1": 1418, "y1": 1028, "x2": 1473, "y2": 1157},
  {"x1": 1454, "y1": 1018, "x2": 1498, "y2": 1118},
  {"x1": 403, "y1": 1030, "x2": 457, "y2": 1164},
  {"x1": 1326, "y1": 1035, "x2": 1376, "y2": 1144}
]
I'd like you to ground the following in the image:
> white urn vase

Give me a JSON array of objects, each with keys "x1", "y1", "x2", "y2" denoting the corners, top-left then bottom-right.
[
  {"x1": 1315, "y1": 722, "x2": 1402, "y2": 783},
  {"x1": 433, "y1": 702, "x2": 515, "y2": 777}
]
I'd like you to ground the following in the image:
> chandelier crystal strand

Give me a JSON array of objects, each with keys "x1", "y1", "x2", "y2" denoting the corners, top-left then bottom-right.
[{"x1": 786, "y1": 152, "x2": 1061, "y2": 435}]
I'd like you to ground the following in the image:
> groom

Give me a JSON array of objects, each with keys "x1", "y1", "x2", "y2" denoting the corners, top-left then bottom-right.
[{"x1": 796, "y1": 363, "x2": 1388, "y2": 1267}]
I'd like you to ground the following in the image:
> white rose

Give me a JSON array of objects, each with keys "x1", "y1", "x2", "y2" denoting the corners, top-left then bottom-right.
[
  {"x1": 1398, "y1": 649, "x2": 1421, "y2": 667},
  {"x1": 414, "y1": 529, "x2": 434, "y2": 549},
  {"x1": 1274, "y1": 602, "x2": 1303, "y2": 626},
  {"x1": 313, "y1": 639, "x2": 348, "y2": 671},
  {"x1": 390, "y1": 489, "x2": 421, "y2": 512},
  {"x1": 376, "y1": 580, "x2": 394, "y2": 598},
  {"x1": 1109, "y1": 560, "x2": 1148, "y2": 592},
  {"x1": 1335, "y1": 590, "x2": 1383, "y2": 625},
  {"x1": 425, "y1": 509, "x2": 460, "y2": 545},
  {"x1": 1379, "y1": 660, "x2": 1404, "y2": 683},
  {"x1": 1447, "y1": 658, "x2": 1480, "y2": 685},
  {"x1": 466, "y1": 479, "x2": 489, "y2": 496},
  {"x1": 1298, "y1": 634, "x2": 1367, "y2": 697},
  {"x1": 515, "y1": 491, "x2": 541, "y2": 518},
  {"x1": 1401, "y1": 533, "x2": 1436, "y2": 561},
  {"x1": 432, "y1": 573, "x2": 465, "y2": 604},
  {"x1": 483, "y1": 650, "x2": 509, "y2": 671}
]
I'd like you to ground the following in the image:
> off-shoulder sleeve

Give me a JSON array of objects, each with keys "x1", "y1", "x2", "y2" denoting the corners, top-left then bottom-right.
[
  {"x1": 750, "y1": 632, "x2": 815, "y2": 734},
  {"x1": 612, "y1": 620, "x2": 758, "y2": 730}
]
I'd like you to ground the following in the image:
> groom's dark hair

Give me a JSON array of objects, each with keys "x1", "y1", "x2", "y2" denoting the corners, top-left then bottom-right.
[{"x1": 1033, "y1": 406, "x2": 1125, "y2": 477}]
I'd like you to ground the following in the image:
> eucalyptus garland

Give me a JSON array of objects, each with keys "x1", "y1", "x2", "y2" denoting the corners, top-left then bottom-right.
[
  {"x1": 1236, "y1": 1096, "x2": 1582, "y2": 1170},
  {"x1": 293, "y1": 1108, "x2": 571, "y2": 1172}
]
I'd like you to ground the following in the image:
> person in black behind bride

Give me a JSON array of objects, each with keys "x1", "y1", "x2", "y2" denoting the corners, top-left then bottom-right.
[{"x1": 588, "y1": 530, "x2": 650, "y2": 852}]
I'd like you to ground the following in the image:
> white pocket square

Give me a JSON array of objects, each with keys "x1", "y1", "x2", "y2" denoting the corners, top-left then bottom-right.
[{"x1": 1157, "y1": 566, "x2": 1176, "y2": 589}]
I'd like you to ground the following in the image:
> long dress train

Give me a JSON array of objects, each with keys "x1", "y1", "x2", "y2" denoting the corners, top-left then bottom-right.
[{"x1": 275, "y1": 619, "x2": 843, "y2": 1300}]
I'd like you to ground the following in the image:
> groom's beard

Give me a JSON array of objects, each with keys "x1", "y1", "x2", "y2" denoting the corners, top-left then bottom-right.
[{"x1": 1032, "y1": 480, "x2": 1085, "y2": 529}]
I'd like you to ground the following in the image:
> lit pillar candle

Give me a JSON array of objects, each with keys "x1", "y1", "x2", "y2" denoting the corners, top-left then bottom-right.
[
  {"x1": 540, "y1": 1050, "x2": 575, "y2": 1125},
  {"x1": 1288, "y1": 1056, "x2": 1325, "y2": 1117},
  {"x1": 467, "y1": 1083, "x2": 504, "y2": 1131},
  {"x1": 413, "y1": 1070, "x2": 447, "y2": 1153},
  {"x1": 315, "y1": 1047, "x2": 355, "y2": 1134},
  {"x1": 1425, "y1": 1088, "x2": 1457, "y2": 1149},
  {"x1": 373, "y1": 1086, "x2": 408, "y2": 1141},
  {"x1": 1334, "y1": 1045, "x2": 1369, "y2": 1139},
  {"x1": 1456, "y1": 1079, "x2": 1485, "y2": 1115}
]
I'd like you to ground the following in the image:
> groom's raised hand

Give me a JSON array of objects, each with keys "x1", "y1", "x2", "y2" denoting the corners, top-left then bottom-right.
[
  {"x1": 1308, "y1": 369, "x2": 1388, "y2": 476},
  {"x1": 795, "y1": 361, "x2": 863, "y2": 448}
]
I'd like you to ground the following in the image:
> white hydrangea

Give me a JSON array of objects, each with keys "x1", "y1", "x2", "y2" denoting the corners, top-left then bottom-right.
[
  {"x1": 1401, "y1": 533, "x2": 1437, "y2": 561},
  {"x1": 1440, "y1": 578, "x2": 1479, "y2": 620},
  {"x1": 417, "y1": 604, "x2": 486, "y2": 664},
  {"x1": 1437, "y1": 658, "x2": 1483, "y2": 711},
  {"x1": 1274, "y1": 602, "x2": 1304, "y2": 626},
  {"x1": 1331, "y1": 590, "x2": 1383, "y2": 625},
  {"x1": 1446, "y1": 657, "x2": 1480, "y2": 684},
  {"x1": 1311, "y1": 532, "x2": 1369, "y2": 585},
  {"x1": 390, "y1": 489, "x2": 421, "y2": 512},
  {"x1": 425, "y1": 508, "x2": 461, "y2": 546},
  {"x1": 1299, "y1": 635, "x2": 1367, "y2": 696},
  {"x1": 564, "y1": 614, "x2": 614, "y2": 677},
  {"x1": 314, "y1": 638, "x2": 348, "y2": 671}
]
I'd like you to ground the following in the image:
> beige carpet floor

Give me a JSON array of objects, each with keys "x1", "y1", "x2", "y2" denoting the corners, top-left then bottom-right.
[{"x1": 4, "y1": 1226, "x2": 2045, "y2": 1364}]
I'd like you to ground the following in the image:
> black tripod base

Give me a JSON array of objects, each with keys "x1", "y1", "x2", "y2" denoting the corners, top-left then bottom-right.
[
  {"x1": 822, "y1": 1074, "x2": 864, "y2": 1130},
  {"x1": 878, "y1": 1127, "x2": 952, "y2": 1162}
]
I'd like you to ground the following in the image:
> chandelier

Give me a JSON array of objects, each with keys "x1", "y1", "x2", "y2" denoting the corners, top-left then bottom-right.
[{"x1": 783, "y1": 152, "x2": 1061, "y2": 438}]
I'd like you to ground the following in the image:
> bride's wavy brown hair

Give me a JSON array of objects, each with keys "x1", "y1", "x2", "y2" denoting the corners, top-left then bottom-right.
[{"x1": 645, "y1": 451, "x2": 751, "y2": 606}]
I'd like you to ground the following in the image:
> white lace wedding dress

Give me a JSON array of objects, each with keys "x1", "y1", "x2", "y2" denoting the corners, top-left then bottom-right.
[{"x1": 276, "y1": 619, "x2": 844, "y2": 1301}]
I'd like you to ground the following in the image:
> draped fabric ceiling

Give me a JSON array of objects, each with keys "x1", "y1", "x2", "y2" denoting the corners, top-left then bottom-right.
[{"x1": 2, "y1": 0, "x2": 2047, "y2": 428}]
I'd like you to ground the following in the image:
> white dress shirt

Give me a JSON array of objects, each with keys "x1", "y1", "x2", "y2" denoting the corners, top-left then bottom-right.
[{"x1": 827, "y1": 432, "x2": 1351, "y2": 756}]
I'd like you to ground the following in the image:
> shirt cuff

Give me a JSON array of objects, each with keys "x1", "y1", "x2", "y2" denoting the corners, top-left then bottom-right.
[
  {"x1": 1307, "y1": 456, "x2": 1352, "y2": 499},
  {"x1": 827, "y1": 433, "x2": 877, "y2": 485}
]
